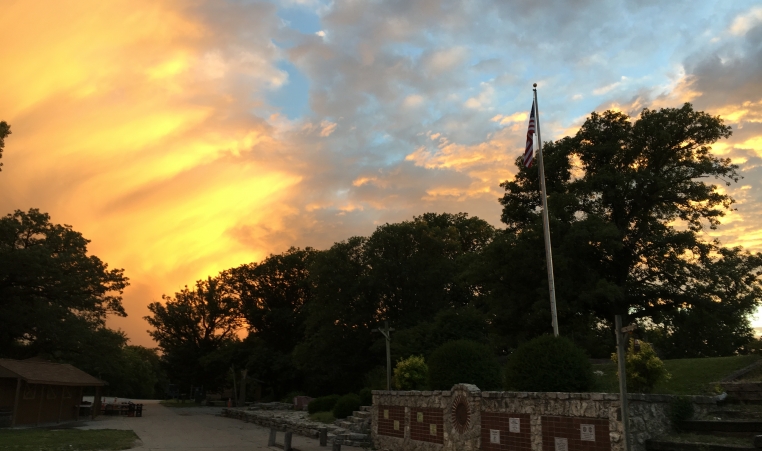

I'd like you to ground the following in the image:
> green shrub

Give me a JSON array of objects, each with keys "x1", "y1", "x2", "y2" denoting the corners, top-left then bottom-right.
[
  {"x1": 505, "y1": 335, "x2": 593, "y2": 392},
  {"x1": 394, "y1": 355, "x2": 428, "y2": 390},
  {"x1": 332, "y1": 393, "x2": 361, "y2": 419},
  {"x1": 307, "y1": 394, "x2": 340, "y2": 414},
  {"x1": 358, "y1": 387, "x2": 372, "y2": 406},
  {"x1": 612, "y1": 339, "x2": 670, "y2": 393},
  {"x1": 669, "y1": 396, "x2": 694, "y2": 429},
  {"x1": 427, "y1": 340, "x2": 502, "y2": 390}
]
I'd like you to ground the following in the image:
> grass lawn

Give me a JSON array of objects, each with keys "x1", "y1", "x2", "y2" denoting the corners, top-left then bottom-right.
[
  {"x1": 0, "y1": 429, "x2": 138, "y2": 451},
  {"x1": 309, "y1": 411, "x2": 335, "y2": 424},
  {"x1": 159, "y1": 399, "x2": 206, "y2": 408},
  {"x1": 592, "y1": 354, "x2": 761, "y2": 395}
]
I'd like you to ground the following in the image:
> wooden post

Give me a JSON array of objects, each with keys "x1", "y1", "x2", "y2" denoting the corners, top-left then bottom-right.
[
  {"x1": 319, "y1": 427, "x2": 328, "y2": 446},
  {"x1": 268, "y1": 428, "x2": 277, "y2": 446},
  {"x1": 616, "y1": 315, "x2": 632, "y2": 451},
  {"x1": 11, "y1": 378, "x2": 22, "y2": 427},
  {"x1": 36, "y1": 385, "x2": 45, "y2": 425},
  {"x1": 75, "y1": 387, "x2": 82, "y2": 421},
  {"x1": 58, "y1": 386, "x2": 65, "y2": 423},
  {"x1": 373, "y1": 321, "x2": 395, "y2": 391},
  {"x1": 92, "y1": 386, "x2": 101, "y2": 419},
  {"x1": 332, "y1": 440, "x2": 342, "y2": 451}
]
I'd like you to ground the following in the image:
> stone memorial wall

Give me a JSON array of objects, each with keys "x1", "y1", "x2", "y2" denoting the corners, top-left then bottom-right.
[{"x1": 372, "y1": 384, "x2": 716, "y2": 451}]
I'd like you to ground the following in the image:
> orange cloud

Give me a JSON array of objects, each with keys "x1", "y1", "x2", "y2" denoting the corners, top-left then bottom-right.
[{"x1": 0, "y1": 0, "x2": 296, "y2": 346}]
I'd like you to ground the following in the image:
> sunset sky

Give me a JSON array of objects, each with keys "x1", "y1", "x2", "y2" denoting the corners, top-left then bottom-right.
[{"x1": 2, "y1": 1, "x2": 762, "y2": 347}]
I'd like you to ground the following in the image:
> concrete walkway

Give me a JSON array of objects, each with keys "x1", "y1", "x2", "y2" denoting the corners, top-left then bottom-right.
[{"x1": 77, "y1": 400, "x2": 363, "y2": 451}]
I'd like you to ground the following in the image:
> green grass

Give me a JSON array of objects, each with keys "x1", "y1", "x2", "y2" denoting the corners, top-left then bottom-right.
[
  {"x1": 592, "y1": 354, "x2": 761, "y2": 395},
  {"x1": 309, "y1": 411, "x2": 336, "y2": 424},
  {"x1": 159, "y1": 399, "x2": 205, "y2": 407},
  {"x1": 0, "y1": 429, "x2": 138, "y2": 451}
]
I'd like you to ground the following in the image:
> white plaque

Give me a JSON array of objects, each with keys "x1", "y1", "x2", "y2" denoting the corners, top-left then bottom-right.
[
  {"x1": 430, "y1": 424, "x2": 437, "y2": 436},
  {"x1": 509, "y1": 417, "x2": 520, "y2": 433},
  {"x1": 581, "y1": 424, "x2": 595, "y2": 441},
  {"x1": 393, "y1": 420, "x2": 400, "y2": 431},
  {"x1": 383, "y1": 409, "x2": 389, "y2": 419},
  {"x1": 555, "y1": 437, "x2": 568, "y2": 451},
  {"x1": 490, "y1": 429, "x2": 501, "y2": 444},
  {"x1": 417, "y1": 412, "x2": 424, "y2": 422}
]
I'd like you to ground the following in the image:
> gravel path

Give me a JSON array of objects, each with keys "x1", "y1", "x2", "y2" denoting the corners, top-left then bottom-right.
[{"x1": 77, "y1": 400, "x2": 362, "y2": 451}]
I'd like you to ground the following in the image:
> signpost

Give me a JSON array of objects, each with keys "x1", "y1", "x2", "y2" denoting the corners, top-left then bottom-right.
[
  {"x1": 373, "y1": 321, "x2": 395, "y2": 390},
  {"x1": 615, "y1": 315, "x2": 634, "y2": 451}
]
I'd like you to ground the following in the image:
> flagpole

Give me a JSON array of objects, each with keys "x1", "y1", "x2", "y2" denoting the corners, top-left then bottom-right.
[{"x1": 533, "y1": 83, "x2": 560, "y2": 337}]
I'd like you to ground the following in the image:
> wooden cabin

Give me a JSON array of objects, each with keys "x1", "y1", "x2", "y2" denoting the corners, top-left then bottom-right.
[{"x1": 0, "y1": 358, "x2": 106, "y2": 427}]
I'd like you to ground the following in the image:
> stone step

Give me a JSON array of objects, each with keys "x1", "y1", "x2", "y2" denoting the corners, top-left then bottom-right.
[
  {"x1": 360, "y1": 405, "x2": 372, "y2": 412},
  {"x1": 646, "y1": 439, "x2": 753, "y2": 451},
  {"x1": 352, "y1": 410, "x2": 371, "y2": 419},
  {"x1": 334, "y1": 420, "x2": 352, "y2": 429},
  {"x1": 678, "y1": 421, "x2": 762, "y2": 433}
]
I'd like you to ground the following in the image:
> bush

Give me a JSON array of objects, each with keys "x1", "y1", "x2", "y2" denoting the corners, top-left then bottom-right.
[
  {"x1": 505, "y1": 335, "x2": 593, "y2": 392},
  {"x1": 394, "y1": 355, "x2": 428, "y2": 390},
  {"x1": 427, "y1": 340, "x2": 502, "y2": 390},
  {"x1": 669, "y1": 396, "x2": 694, "y2": 429},
  {"x1": 359, "y1": 387, "x2": 372, "y2": 406},
  {"x1": 612, "y1": 339, "x2": 670, "y2": 393},
  {"x1": 307, "y1": 394, "x2": 340, "y2": 414},
  {"x1": 332, "y1": 393, "x2": 361, "y2": 419}
]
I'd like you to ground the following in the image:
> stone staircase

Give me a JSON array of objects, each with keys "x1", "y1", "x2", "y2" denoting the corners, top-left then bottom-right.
[
  {"x1": 646, "y1": 405, "x2": 762, "y2": 451},
  {"x1": 333, "y1": 405, "x2": 372, "y2": 447}
]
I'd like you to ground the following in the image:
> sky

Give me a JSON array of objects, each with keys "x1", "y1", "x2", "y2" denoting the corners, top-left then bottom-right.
[{"x1": 2, "y1": 0, "x2": 762, "y2": 347}]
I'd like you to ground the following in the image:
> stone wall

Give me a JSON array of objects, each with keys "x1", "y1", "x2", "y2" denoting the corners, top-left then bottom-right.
[{"x1": 371, "y1": 385, "x2": 716, "y2": 451}]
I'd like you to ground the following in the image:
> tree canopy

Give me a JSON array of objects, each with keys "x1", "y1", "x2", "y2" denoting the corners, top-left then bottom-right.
[
  {"x1": 492, "y1": 103, "x2": 761, "y2": 356},
  {"x1": 0, "y1": 208, "x2": 129, "y2": 358},
  {"x1": 0, "y1": 120, "x2": 10, "y2": 172}
]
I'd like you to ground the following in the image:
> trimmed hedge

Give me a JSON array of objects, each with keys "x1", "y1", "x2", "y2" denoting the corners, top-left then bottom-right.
[
  {"x1": 504, "y1": 334, "x2": 593, "y2": 392},
  {"x1": 332, "y1": 393, "x2": 361, "y2": 419},
  {"x1": 307, "y1": 394, "x2": 340, "y2": 414},
  {"x1": 427, "y1": 340, "x2": 502, "y2": 390},
  {"x1": 359, "y1": 387, "x2": 372, "y2": 407}
]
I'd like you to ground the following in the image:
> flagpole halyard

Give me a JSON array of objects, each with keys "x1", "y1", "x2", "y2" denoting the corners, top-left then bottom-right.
[{"x1": 533, "y1": 83, "x2": 560, "y2": 337}]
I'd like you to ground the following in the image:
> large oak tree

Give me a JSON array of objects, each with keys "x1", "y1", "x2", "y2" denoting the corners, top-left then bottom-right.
[{"x1": 489, "y1": 103, "x2": 762, "y2": 356}]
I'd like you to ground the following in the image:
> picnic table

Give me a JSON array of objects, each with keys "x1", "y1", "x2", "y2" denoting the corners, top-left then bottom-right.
[{"x1": 101, "y1": 402, "x2": 143, "y2": 417}]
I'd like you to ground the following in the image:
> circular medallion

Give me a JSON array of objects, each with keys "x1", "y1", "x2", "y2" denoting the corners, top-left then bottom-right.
[{"x1": 450, "y1": 394, "x2": 471, "y2": 434}]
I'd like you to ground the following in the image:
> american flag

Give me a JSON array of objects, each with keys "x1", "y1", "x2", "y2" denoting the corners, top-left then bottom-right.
[{"x1": 524, "y1": 100, "x2": 536, "y2": 168}]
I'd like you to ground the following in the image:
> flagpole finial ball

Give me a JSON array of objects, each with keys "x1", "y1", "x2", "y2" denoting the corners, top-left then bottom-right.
[{"x1": 533, "y1": 83, "x2": 537, "y2": 88}]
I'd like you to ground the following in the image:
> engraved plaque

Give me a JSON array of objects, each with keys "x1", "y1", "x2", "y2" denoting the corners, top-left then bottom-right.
[
  {"x1": 490, "y1": 429, "x2": 501, "y2": 444},
  {"x1": 393, "y1": 420, "x2": 400, "y2": 430},
  {"x1": 417, "y1": 412, "x2": 424, "y2": 422},
  {"x1": 383, "y1": 409, "x2": 389, "y2": 419},
  {"x1": 581, "y1": 424, "x2": 595, "y2": 441},
  {"x1": 555, "y1": 437, "x2": 568, "y2": 451},
  {"x1": 509, "y1": 417, "x2": 520, "y2": 433},
  {"x1": 430, "y1": 424, "x2": 437, "y2": 436}
]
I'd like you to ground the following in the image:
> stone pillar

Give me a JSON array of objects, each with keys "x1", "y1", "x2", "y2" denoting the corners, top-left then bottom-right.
[{"x1": 284, "y1": 431, "x2": 292, "y2": 451}]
